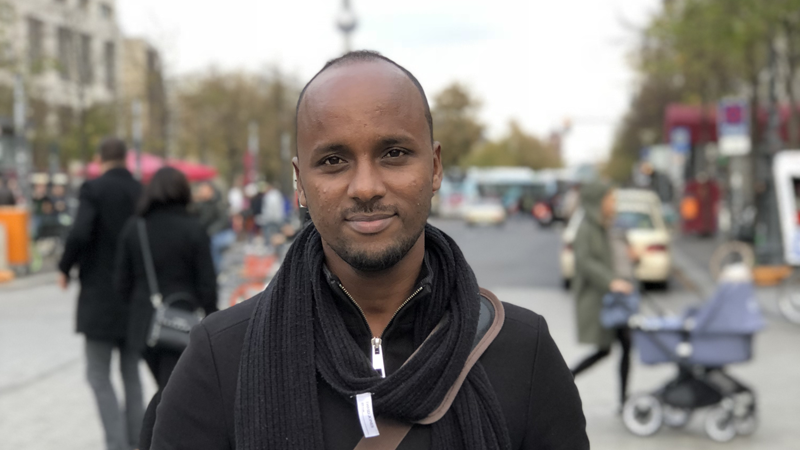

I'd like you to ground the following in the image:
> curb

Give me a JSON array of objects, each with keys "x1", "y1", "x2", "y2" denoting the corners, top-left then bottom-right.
[{"x1": 0, "y1": 271, "x2": 58, "y2": 293}]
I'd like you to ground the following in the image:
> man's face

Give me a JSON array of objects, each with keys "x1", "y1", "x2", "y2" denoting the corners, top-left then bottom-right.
[
  {"x1": 198, "y1": 183, "x2": 217, "y2": 202},
  {"x1": 294, "y1": 62, "x2": 442, "y2": 272}
]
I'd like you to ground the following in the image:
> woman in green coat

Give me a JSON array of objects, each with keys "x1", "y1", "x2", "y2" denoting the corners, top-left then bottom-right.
[{"x1": 570, "y1": 181, "x2": 635, "y2": 408}]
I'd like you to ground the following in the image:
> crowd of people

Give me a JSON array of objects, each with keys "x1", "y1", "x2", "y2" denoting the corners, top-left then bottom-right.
[{"x1": 56, "y1": 138, "x2": 294, "y2": 450}]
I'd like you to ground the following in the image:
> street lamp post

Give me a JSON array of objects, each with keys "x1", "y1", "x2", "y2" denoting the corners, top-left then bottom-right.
[{"x1": 336, "y1": 0, "x2": 358, "y2": 54}]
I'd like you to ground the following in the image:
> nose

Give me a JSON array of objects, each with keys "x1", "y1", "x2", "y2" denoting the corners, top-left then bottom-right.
[{"x1": 347, "y1": 160, "x2": 386, "y2": 204}]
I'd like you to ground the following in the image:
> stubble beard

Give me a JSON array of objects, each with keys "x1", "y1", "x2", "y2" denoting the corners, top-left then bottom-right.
[{"x1": 330, "y1": 221, "x2": 425, "y2": 272}]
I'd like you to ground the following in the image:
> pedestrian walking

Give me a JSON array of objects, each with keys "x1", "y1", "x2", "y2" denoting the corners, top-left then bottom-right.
[
  {"x1": 258, "y1": 182, "x2": 286, "y2": 242},
  {"x1": 0, "y1": 177, "x2": 15, "y2": 205},
  {"x1": 58, "y1": 138, "x2": 144, "y2": 450},
  {"x1": 193, "y1": 181, "x2": 235, "y2": 273},
  {"x1": 227, "y1": 175, "x2": 245, "y2": 233},
  {"x1": 570, "y1": 182, "x2": 635, "y2": 410},
  {"x1": 115, "y1": 167, "x2": 219, "y2": 391},
  {"x1": 144, "y1": 51, "x2": 587, "y2": 450}
]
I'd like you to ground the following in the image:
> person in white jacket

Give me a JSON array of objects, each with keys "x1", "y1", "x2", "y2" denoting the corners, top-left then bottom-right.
[{"x1": 260, "y1": 183, "x2": 286, "y2": 242}]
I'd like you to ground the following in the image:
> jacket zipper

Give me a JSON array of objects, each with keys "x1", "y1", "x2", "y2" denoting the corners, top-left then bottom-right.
[{"x1": 338, "y1": 283, "x2": 424, "y2": 378}]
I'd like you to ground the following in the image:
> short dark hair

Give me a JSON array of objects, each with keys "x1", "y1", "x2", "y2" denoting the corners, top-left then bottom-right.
[
  {"x1": 99, "y1": 137, "x2": 127, "y2": 163},
  {"x1": 295, "y1": 50, "x2": 433, "y2": 146},
  {"x1": 137, "y1": 167, "x2": 191, "y2": 216}
]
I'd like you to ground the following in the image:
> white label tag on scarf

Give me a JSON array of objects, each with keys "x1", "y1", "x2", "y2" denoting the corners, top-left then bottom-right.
[{"x1": 356, "y1": 392, "x2": 380, "y2": 438}]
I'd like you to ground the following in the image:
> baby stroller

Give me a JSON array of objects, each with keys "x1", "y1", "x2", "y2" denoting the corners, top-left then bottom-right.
[{"x1": 622, "y1": 264, "x2": 765, "y2": 442}]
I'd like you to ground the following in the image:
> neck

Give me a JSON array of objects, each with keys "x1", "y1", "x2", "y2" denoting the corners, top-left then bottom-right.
[
  {"x1": 323, "y1": 233, "x2": 426, "y2": 338},
  {"x1": 101, "y1": 162, "x2": 125, "y2": 173}
]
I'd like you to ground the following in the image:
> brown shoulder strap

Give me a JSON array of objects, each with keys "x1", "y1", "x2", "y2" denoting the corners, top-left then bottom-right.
[
  {"x1": 353, "y1": 418, "x2": 413, "y2": 450},
  {"x1": 353, "y1": 288, "x2": 505, "y2": 450}
]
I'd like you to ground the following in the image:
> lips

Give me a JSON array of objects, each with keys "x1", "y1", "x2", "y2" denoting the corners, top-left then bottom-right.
[{"x1": 345, "y1": 213, "x2": 396, "y2": 234}]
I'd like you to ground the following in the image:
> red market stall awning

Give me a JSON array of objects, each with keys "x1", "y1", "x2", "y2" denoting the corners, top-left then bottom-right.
[
  {"x1": 84, "y1": 152, "x2": 218, "y2": 183},
  {"x1": 166, "y1": 158, "x2": 218, "y2": 182}
]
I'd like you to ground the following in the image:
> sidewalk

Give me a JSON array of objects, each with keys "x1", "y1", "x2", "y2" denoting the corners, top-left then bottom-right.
[{"x1": 0, "y1": 281, "x2": 156, "y2": 449}]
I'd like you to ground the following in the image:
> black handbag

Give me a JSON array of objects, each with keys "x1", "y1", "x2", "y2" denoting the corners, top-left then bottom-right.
[{"x1": 137, "y1": 219, "x2": 205, "y2": 352}]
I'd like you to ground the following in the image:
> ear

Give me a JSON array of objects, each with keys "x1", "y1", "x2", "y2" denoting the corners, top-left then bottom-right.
[
  {"x1": 292, "y1": 156, "x2": 307, "y2": 207},
  {"x1": 432, "y1": 141, "x2": 443, "y2": 194}
]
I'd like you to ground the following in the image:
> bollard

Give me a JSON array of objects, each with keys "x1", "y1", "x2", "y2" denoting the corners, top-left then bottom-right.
[
  {"x1": 0, "y1": 206, "x2": 30, "y2": 274},
  {"x1": 0, "y1": 222, "x2": 13, "y2": 282}
]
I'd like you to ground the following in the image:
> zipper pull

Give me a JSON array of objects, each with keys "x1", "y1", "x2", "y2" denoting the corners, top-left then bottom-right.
[{"x1": 371, "y1": 337, "x2": 385, "y2": 378}]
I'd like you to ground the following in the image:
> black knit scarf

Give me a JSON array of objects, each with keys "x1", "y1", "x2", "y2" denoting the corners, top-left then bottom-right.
[{"x1": 235, "y1": 223, "x2": 510, "y2": 449}]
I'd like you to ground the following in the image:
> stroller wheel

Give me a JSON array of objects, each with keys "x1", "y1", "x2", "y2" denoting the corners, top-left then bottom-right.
[
  {"x1": 663, "y1": 405, "x2": 692, "y2": 428},
  {"x1": 735, "y1": 413, "x2": 758, "y2": 436},
  {"x1": 705, "y1": 405, "x2": 737, "y2": 442},
  {"x1": 622, "y1": 394, "x2": 663, "y2": 437}
]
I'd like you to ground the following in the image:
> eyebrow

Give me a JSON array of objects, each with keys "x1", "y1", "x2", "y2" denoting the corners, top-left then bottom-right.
[
  {"x1": 376, "y1": 135, "x2": 415, "y2": 148},
  {"x1": 310, "y1": 142, "x2": 350, "y2": 157},
  {"x1": 309, "y1": 134, "x2": 417, "y2": 157}
]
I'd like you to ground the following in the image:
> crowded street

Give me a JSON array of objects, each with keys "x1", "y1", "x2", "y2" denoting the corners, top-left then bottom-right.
[
  {"x1": 4, "y1": 1, "x2": 800, "y2": 448},
  {"x1": 2, "y1": 217, "x2": 799, "y2": 449}
]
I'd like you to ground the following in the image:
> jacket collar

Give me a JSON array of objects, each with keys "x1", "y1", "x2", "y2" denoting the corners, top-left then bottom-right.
[
  {"x1": 145, "y1": 203, "x2": 188, "y2": 216},
  {"x1": 322, "y1": 253, "x2": 433, "y2": 343},
  {"x1": 103, "y1": 166, "x2": 134, "y2": 178}
]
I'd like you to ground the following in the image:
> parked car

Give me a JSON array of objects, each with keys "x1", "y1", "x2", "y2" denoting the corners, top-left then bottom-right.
[
  {"x1": 463, "y1": 199, "x2": 507, "y2": 227},
  {"x1": 560, "y1": 189, "x2": 672, "y2": 289}
]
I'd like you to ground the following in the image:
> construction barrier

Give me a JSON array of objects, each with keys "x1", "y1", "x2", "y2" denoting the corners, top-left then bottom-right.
[{"x1": 0, "y1": 207, "x2": 30, "y2": 271}]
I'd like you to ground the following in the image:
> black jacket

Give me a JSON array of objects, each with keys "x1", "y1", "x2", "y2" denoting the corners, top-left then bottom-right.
[
  {"x1": 147, "y1": 265, "x2": 588, "y2": 450},
  {"x1": 115, "y1": 204, "x2": 219, "y2": 351},
  {"x1": 193, "y1": 194, "x2": 230, "y2": 236},
  {"x1": 59, "y1": 167, "x2": 142, "y2": 340}
]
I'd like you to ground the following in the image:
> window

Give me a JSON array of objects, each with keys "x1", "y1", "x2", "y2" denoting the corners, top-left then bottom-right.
[
  {"x1": 27, "y1": 17, "x2": 44, "y2": 73},
  {"x1": 615, "y1": 211, "x2": 655, "y2": 230},
  {"x1": 104, "y1": 41, "x2": 115, "y2": 90},
  {"x1": 100, "y1": 3, "x2": 112, "y2": 19},
  {"x1": 79, "y1": 34, "x2": 93, "y2": 84},
  {"x1": 57, "y1": 27, "x2": 74, "y2": 81}
]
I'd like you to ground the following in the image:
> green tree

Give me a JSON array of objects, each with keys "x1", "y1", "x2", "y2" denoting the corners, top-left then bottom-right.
[
  {"x1": 175, "y1": 68, "x2": 299, "y2": 186},
  {"x1": 606, "y1": 0, "x2": 793, "y2": 181},
  {"x1": 431, "y1": 83, "x2": 484, "y2": 168},
  {"x1": 464, "y1": 121, "x2": 561, "y2": 170}
]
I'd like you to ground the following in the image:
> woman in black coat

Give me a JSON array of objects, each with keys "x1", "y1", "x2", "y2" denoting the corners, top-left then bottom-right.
[{"x1": 115, "y1": 167, "x2": 219, "y2": 389}]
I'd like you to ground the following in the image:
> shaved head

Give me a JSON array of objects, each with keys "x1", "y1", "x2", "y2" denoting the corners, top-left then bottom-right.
[{"x1": 296, "y1": 51, "x2": 433, "y2": 146}]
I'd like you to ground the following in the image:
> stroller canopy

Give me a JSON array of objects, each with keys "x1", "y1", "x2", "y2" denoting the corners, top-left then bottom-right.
[{"x1": 691, "y1": 282, "x2": 765, "y2": 335}]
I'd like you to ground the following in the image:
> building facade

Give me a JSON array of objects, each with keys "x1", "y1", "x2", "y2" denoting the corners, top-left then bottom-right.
[
  {"x1": 3, "y1": 0, "x2": 121, "y2": 126},
  {"x1": 119, "y1": 37, "x2": 167, "y2": 156},
  {"x1": 0, "y1": 0, "x2": 122, "y2": 169}
]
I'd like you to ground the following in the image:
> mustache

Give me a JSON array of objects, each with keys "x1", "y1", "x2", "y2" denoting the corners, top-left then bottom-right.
[{"x1": 341, "y1": 202, "x2": 396, "y2": 217}]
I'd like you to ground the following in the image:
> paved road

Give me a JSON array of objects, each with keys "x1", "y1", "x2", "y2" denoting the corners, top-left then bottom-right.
[
  {"x1": 2, "y1": 216, "x2": 799, "y2": 449},
  {"x1": 434, "y1": 217, "x2": 800, "y2": 449},
  {"x1": 429, "y1": 217, "x2": 563, "y2": 289}
]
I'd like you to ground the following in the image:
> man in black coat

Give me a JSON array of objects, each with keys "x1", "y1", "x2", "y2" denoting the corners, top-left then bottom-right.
[
  {"x1": 146, "y1": 52, "x2": 588, "y2": 450},
  {"x1": 59, "y1": 138, "x2": 144, "y2": 450}
]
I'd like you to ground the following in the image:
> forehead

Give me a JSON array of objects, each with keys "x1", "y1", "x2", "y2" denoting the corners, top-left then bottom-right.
[{"x1": 297, "y1": 62, "x2": 428, "y2": 152}]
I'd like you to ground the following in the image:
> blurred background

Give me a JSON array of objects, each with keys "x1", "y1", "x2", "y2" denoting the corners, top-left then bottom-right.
[{"x1": 1, "y1": 0, "x2": 800, "y2": 449}]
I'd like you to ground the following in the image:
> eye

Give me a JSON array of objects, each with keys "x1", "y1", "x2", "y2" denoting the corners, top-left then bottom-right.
[
  {"x1": 385, "y1": 148, "x2": 407, "y2": 158},
  {"x1": 322, "y1": 155, "x2": 344, "y2": 166}
]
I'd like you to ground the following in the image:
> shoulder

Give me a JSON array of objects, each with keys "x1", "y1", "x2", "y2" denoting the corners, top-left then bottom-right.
[
  {"x1": 501, "y1": 301, "x2": 544, "y2": 338},
  {"x1": 478, "y1": 289, "x2": 544, "y2": 344},
  {"x1": 202, "y1": 294, "x2": 258, "y2": 338},
  {"x1": 79, "y1": 179, "x2": 97, "y2": 198}
]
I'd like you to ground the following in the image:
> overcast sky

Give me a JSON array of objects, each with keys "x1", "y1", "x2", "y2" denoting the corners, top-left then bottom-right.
[{"x1": 117, "y1": 0, "x2": 661, "y2": 166}]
